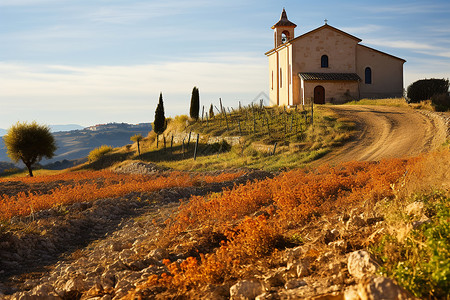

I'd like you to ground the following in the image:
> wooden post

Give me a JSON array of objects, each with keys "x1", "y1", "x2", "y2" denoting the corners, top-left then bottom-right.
[
  {"x1": 187, "y1": 131, "x2": 191, "y2": 149},
  {"x1": 219, "y1": 98, "x2": 223, "y2": 113},
  {"x1": 201, "y1": 105, "x2": 205, "y2": 122},
  {"x1": 170, "y1": 134, "x2": 174, "y2": 151},
  {"x1": 182, "y1": 138, "x2": 185, "y2": 158},
  {"x1": 193, "y1": 134, "x2": 199, "y2": 160},
  {"x1": 272, "y1": 142, "x2": 278, "y2": 156}
]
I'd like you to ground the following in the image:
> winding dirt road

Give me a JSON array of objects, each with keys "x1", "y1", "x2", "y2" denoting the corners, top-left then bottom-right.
[{"x1": 314, "y1": 105, "x2": 448, "y2": 165}]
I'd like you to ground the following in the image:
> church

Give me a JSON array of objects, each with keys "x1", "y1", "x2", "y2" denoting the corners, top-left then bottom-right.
[{"x1": 265, "y1": 9, "x2": 406, "y2": 105}]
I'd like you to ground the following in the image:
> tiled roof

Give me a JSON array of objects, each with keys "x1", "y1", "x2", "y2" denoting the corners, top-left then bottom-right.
[
  {"x1": 299, "y1": 73, "x2": 361, "y2": 81},
  {"x1": 272, "y1": 8, "x2": 297, "y2": 28}
]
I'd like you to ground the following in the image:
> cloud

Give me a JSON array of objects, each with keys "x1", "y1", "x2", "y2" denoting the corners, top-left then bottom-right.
[
  {"x1": 0, "y1": 55, "x2": 267, "y2": 127},
  {"x1": 361, "y1": 3, "x2": 450, "y2": 15},
  {"x1": 364, "y1": 39, "x2": 438, "y2": 51},
  {"x1": 340, "y1": 25, "x2": 385, "y2": 35}
]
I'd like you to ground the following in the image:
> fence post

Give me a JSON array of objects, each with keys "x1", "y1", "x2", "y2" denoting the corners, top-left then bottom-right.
[
  {"x1": 193, "y1": 134, "x2": 200, "y2": 160},
  {"x1": 272, "y1": 142, "x2": 278, "y2": 156}
]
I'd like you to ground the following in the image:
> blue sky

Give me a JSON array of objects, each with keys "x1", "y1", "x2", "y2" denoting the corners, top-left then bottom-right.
[{"x1": 1, "y1": 0, "x2": 449, "y2": 128}]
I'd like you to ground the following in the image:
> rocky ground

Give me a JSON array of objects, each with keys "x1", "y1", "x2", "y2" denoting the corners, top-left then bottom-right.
[{"x1": 0, "y1": 162, "x2": 422, "y2": 300}]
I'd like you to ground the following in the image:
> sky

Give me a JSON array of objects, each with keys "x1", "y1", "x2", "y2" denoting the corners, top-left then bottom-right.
[{"x1": 1, "y1": 0, "x2": 449, "y2": 129}]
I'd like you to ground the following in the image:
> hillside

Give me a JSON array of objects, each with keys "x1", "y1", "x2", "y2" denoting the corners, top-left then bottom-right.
[
  {"x1": 0, "y1": 104, "x2": 448, "y2": 299},
  {"x1": 0, "y1": 123, "x2": 152, "y2": 168}
]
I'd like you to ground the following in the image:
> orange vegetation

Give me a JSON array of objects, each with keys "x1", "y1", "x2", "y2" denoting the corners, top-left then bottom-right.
[
  {"x1": 0, "y1": 170, "x2": 244, "y2": 221},
  {"x1": 131, "y1": 150, "x2": 449, "y2": 296}
]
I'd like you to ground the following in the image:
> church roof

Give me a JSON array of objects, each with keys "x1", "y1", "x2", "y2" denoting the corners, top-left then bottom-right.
[
  {"x1": 265, "y1": 24, "x2": 361, "y2": 55},
  {"x1": 271, "y1": 8, "x2": 297, "y2": 29},
  {"x1": 299, "y1": 73, "x2": 361, "y2": 81}
]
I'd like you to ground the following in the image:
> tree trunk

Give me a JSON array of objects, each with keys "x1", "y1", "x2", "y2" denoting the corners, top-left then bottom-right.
[
  {"x1": 25, "y1": 163, "x2": 34, "y2": 177},
  {"x1": 137, "y1": 141, "x2": 140, "y2": 156}
]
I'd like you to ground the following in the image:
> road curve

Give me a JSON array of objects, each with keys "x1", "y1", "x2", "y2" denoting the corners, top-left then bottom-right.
[{"x1": 313, "y1": 105, "x2": 448, "y2": 165}]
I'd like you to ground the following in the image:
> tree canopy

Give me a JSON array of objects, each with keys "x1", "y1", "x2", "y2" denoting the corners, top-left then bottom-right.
[
  {"x1": 407, "y1": 78, "x2": 449, "y2": 103},
  {"x1": 4, "y1": 121, "x2": 57, "y2": 177},
  {"x1": 190, "y1": 86, "x2": 200, "y2": 120},
  {"x1": 153, "y1": 92, "x2": 166, "y2": 135}
]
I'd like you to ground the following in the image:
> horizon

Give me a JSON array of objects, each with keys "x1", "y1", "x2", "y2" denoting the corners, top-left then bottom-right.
[{"x1": 1, "y1": 0, "x2": 449, "y2": 128}]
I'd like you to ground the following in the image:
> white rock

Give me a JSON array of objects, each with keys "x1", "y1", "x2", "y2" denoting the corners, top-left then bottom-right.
[
  {"x1": 347, "y1": 250, "x2": 378, "y2": 280},
  {"x1": 329, "y1": 240, "x2": 348, "y2": 252},
  {"x1": 284, "y1": 279, "x2": 307, "y2": 290},
  {"x1": 358, "y1": 276, "x2": 409, "y2": 300},
  {"x1": 405, "y1": 201, "x2": 424, "y2": 217},
  {"x1": 344, "y1": 285, "x2": 360, "y2": 300},
  {"x1": 230, "y1": 280, "x2": 264, "y2": 300},
  {"x1": 64, "y1": 276, "x2": 86, "y2": 292}
]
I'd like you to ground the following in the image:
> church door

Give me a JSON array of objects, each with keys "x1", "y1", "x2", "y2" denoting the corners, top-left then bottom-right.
[{"x1": 314, "y1": 86, "x2": 325, "y2": 104}]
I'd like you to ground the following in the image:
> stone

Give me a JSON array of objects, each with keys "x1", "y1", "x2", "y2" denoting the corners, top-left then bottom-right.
[
  {"x1": 31, "y1": 283, "x2": 58, "y2": 296},
  {"x1": 230, "y1": 280, "x2": 264, "y2": 300},
  {"x1": 344, "y1": 285, "x2": 359, "y2": 300},
  {"x1": 283, "y1": 246, "x2": 304, "y2": 264},
  {"x1": 347, "y1": 250, "x2": 378, "y2": 280},
  {"x1": 285, "y1": 279, "x2": 307, "y2": 290},
  {"x1": 329, "y1": 240, "x2": 347, "y2": 253},
  {"x1": 63, "y1": 276, "x2": 87, "y2": 292},
  {"x1": 346, "y1": 214, "x2": 366, "y2": 228},
  {"x1": 324, "y1": 229, "x2": 340, "y2": 244},
  {"x1": 358, "y1": 276, "x2": 409, "y2": 300},
  {"x1": 263, "y1": 268, "x2": 285, "y2": 287},
  {"x1": 405, "y1": 201, "x2": 424, "y2": 217},
  {"x1": 148, "y1": 248, "x2": 168, "y2": 261},
  {"x1": 296, "y1": 262, "x2": 311, "y2": 278}
]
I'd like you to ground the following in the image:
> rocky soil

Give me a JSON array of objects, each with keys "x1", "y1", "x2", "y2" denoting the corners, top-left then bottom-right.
[{"x1": 0, "y1": 163, "x2": 421, "y2": 300}]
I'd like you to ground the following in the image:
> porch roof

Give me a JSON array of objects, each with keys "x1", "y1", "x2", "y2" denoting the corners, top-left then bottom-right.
[{"x1": 299, "y1": 73, "x2": 361, "y2": 81}]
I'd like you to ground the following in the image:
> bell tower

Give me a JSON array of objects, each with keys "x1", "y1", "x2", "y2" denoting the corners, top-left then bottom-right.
[{"x1": 272, "y1": 8, "x2": 297, "y2": 48}]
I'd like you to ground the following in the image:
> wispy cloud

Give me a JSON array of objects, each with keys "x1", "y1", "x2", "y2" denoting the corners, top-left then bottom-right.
[
  {"x1": 361, "y1": 3, "x2": 450, "y2": 15},
  {"x1": 0, "y1": 56, "x2": 267, "y2": 127},
  {"x1": 364, "y1": 38, "x2": 439, "y2": 51}
]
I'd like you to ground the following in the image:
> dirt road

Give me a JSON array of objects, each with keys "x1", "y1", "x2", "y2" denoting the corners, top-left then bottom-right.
[{"x1": 314, "y1": 105, "x2": 448, "y2": 165}]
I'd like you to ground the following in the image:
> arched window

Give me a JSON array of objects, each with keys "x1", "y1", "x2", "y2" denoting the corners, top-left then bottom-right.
[
  {"x1": 321, "y1": 55, "x2": 329, "y2": 68},
  {"x1": 365, "y1": 67, "x2": 372, "y2": 84},
  {"x1": 281, "y1": 31, "x2": 290, "y2": 43}
]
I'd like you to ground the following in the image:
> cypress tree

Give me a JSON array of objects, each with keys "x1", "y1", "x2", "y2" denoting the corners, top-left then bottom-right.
[
  {"x1": 154, "y1": 93, "x2": 166, "y2": 147},
  {"x1": 190, "y1": 86, "x2": 200, "y2": 120},
  {"x1": 209, "y1": 103, "x2": 214, "y2": 118}
]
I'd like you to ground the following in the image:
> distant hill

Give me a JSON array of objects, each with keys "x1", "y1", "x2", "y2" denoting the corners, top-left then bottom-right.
[
  {"x1": 0, "y1": 123, "x2": 152, "y2": 168},
  {"x1": 0, "y1": 124, "x2": 84, "y2": 137},
  {"x1": 49, "y1": 124, "x2": 84, "y2": 132}
]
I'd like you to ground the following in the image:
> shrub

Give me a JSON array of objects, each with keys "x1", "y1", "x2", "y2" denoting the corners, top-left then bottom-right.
[
  {"x1": 88, "y1": 145, "x2": 113, "y2": 162},
  {"x1": 407, "y1": 78, "x2": 449, "y2": 103},
  {"x1": 430, "y1": 93, "x2": 450, "y2": 111},
  {"x1": 372, "y1": 193, "x2": 450, "y2": 298}
]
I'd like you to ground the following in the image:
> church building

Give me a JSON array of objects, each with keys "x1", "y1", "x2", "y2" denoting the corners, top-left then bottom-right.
[{"x1": 265, "y1": 9, "x2": 406, "y2": 105}]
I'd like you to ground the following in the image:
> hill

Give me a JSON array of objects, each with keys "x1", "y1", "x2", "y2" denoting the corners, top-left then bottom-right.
[{"x1": 0, "y1": 122, "x2": 152, "y2": 168}]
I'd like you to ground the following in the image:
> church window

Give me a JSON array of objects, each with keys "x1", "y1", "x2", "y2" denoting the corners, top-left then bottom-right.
[
  {"x1": 321, "y1": 55, "x2": 329, "y2": 68},
  {"x1": 281, "y1": 31, "x2": 290, "y2": 43},
  {"x1": 365, "y1": 67, "x2": 372, "y2": 84}
]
